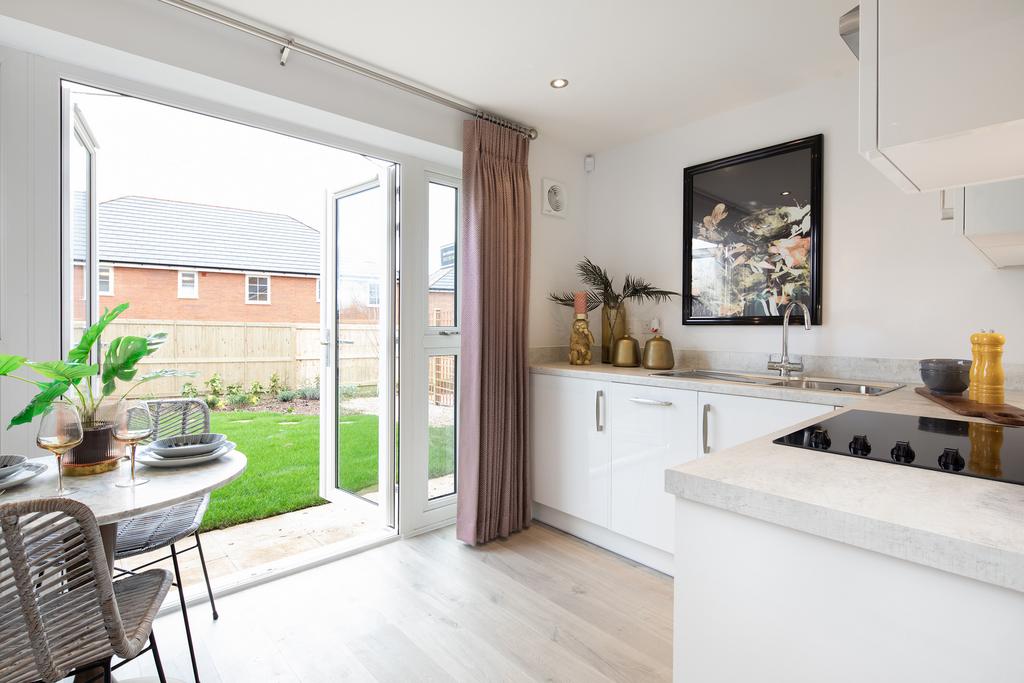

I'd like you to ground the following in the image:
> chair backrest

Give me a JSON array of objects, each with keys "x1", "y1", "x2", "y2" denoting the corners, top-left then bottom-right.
[
  {"x1": 0, "y1": 498, "x2": 126, "y2": 683},
  {"x1": 144, "y1": 398, "x2": 211, "y2": 445}
]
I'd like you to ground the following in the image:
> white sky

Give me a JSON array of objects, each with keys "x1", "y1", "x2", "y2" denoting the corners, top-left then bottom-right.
[{"x1": 70, "y1": 82, "x2": 457, "y2": 276}]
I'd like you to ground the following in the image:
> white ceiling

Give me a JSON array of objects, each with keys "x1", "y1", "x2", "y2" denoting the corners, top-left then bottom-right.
[{"x1": 206, "y1": 0, "x2": 857, "y2": 152}]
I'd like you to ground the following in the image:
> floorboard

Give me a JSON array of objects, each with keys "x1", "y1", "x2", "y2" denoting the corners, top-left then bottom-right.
[{"x1": 115, "y1": 523, "x2": 673, "y2": 682}]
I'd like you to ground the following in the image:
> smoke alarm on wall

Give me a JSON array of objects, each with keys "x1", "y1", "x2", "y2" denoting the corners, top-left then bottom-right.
[{"x1": 542, "y1": 178, "x2": 567, "y2": 218}]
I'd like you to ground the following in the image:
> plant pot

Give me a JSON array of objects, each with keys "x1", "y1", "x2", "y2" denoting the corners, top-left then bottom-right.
[
  {"x1": 601, "y1": 304, "x2": 627, "y2": 364},
  {"x1": 62, "y1": 421, "x2": 122, "y2": 476}
]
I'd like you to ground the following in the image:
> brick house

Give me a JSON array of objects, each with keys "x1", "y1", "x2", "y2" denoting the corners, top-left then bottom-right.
[{"x1": 79, "y1": 196, "x2": 385, "y2": 324}]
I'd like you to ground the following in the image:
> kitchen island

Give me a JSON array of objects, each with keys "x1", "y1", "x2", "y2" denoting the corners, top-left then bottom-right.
[{"x1": 665, "y1": 389, "x2": 1024, "y2": 682}]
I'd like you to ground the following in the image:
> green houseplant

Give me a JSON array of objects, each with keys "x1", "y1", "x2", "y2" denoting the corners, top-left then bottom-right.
[
  {"x1": 550, "y1": 258, "x2": 678, "y2": 363},
  {"x1": 0, "y1": 303, "x2": 194, "y2": 471}
]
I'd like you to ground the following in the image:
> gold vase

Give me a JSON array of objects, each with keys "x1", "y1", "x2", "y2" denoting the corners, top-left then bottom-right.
[
  {"x1": 612, "y1": 334, "x2": 641, "y2": 367},
  {"x1": 601, "y1": 304, "x2": 627, "y2": 364},
  {"x1": 642, "y1": 334, "x2": 675, "y2": 370}
]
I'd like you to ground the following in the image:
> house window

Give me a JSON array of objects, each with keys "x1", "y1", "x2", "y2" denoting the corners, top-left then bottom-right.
[
  {"x1": 98, "y1": 266, "x2": 113, "y2": 296},
  {"x1": 246, "y1": 274, "x2": 270, "y2": 304},
  {"x1": 315, "y1": 277, "x2": 320, "y2": 303},
  {"x1": 367, "y1": 281, "x2": 380, "y2": 307},
  {"x1": 178, "y1": 270, "x2": 199, "y2": 299}
]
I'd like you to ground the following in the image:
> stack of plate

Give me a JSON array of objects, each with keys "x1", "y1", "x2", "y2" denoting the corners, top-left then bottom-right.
[
  {"x1": 0, "y1": 454, "x2": 46, "y2": 490},
  {"x1": 137, "y1": 433, "x2": 235, "y2": 468}
]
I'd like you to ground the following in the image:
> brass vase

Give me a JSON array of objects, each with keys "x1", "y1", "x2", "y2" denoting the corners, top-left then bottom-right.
[
  {"x1": 642, "y1": 334, "x2": 675, "y2": 370},
  {"x1": 601, "y1": 304, "x2": 627, "y2": 364}
]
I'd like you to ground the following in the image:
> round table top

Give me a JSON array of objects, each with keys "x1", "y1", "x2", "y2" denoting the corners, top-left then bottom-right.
[{"x1": 0, "y1": 451, "x2": 247, "y2": 526}]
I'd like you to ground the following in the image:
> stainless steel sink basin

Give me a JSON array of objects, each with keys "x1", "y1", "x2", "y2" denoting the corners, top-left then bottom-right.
[
  {"x1": 650, "y1": 369, "x2": 903, "y2": 396},
  {"x1": 774, "y1": 378, "x2": 900, "y2": 396}
]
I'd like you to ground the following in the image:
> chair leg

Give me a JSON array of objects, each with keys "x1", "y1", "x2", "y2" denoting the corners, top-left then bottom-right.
[
  {"x1": 193, "y1": 532, "x2": 219, "y2": 620},
  {"x1": 170, "y1": 543, "x2": 202, "y2": 683},
  {"x1": 103, "y1": 658, "x2": 113, "y2": 683},
  {"x1": 149, "y1": 631, "x2": 168, "y2": 683}
]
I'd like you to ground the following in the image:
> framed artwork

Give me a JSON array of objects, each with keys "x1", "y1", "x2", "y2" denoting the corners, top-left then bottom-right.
[{"x1": 682, "y1": 134, "x2": 823, "y2": 325}]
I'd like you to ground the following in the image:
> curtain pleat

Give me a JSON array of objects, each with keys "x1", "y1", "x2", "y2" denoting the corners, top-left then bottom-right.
[{"x1": 456, "y1": 119, "x2": 531, "y2": 545}]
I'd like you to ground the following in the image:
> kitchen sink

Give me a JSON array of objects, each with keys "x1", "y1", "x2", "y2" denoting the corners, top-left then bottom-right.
[{"x1": 650, "y1": 369, "x2": 903, "y2": 396}]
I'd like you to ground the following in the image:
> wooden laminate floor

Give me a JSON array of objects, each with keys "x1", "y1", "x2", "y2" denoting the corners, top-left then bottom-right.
[{"x1": 114, "y1": 523, "x2": 673, "y2": 682}]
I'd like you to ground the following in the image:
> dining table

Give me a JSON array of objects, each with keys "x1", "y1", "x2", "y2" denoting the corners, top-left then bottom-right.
[{"x1": 1, "y1": 450, "x2": 247, "y2": 682}]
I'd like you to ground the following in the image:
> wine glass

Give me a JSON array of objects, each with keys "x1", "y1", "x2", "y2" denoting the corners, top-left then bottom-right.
[
  {"x1": 36, "y1": 402, "x2": 84, "y2": 496},
  {"x1": 113, "y1": 399, "x2": 154, "y2": 488}
]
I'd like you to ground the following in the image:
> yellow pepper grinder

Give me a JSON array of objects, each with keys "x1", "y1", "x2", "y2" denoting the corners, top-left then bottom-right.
[{"x1": 969, "y1": 330, "x2": 1006, "y2": 405}]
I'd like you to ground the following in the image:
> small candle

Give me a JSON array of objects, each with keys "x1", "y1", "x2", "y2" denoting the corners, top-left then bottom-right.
[{"x1": 573, "y1": 291, "x2": 588, "y2": 315}]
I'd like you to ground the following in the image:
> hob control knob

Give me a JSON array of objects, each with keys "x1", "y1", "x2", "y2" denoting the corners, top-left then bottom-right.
[
  {"x1": 938, "y1": 447, "x2": 965, "y2": 472},
  {"x1": 890, "y1": 441, "x2": 916, "y2": 464},
  {"x1": 848, "y1": 434, "x2": 871, "y2": 456},
  {"x1": 809, "y1": 428, "x2": 832, "y2": 450}
]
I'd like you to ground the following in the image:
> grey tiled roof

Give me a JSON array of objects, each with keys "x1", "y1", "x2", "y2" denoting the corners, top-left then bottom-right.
[
  {"x1": 91, "y1": 196, "x2": 319, "y2": 274},
  {"x1": 429, "y1": 266, "x2": 454, "y2": 292}
]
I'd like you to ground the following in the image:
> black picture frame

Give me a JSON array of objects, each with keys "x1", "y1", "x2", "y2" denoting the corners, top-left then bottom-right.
[{"x1": 682, "y1": 134, "x2": 823, "y2": 325}]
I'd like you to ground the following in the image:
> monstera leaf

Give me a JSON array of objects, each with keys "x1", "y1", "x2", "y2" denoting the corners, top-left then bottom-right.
[
  {"x1": 67, "y1": 303, "x2": 129, "y2": 364},
  {"x1": 8, "y1": 380, "x2": 70, "y2": 428},
  {"x1": 0, "y1": 354, "x2": 27, "y2": 377},
  {"x1": 101, "y1": 335, "x2": 151, "y2": 396},
  {"x1": 26, "y1": 360, "x2": 98, "y2": 383}
]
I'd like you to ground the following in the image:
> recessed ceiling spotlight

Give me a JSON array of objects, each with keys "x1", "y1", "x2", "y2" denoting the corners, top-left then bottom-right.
[
  {"x1": 550, "y1": 78, "x2": 569, "y2": 89},
  {"x1": 780, "y1": 190, "x2": 791, "y2": 196}
]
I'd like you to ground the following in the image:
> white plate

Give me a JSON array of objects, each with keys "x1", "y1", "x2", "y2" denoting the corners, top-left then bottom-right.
[
  {"x1": 137, "y1": 442, "x2": 235, "y2": 468},
  {"x1": 149, "y1": 433, "x2": 227, "y2": 458},
  {"x1": 0, "y1": 461, "x2": 46, "y2": 490}
]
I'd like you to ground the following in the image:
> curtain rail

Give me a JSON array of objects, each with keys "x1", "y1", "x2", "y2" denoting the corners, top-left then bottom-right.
[{"x1": 154, "y1": 0, "x2": 539, "y2": 139}]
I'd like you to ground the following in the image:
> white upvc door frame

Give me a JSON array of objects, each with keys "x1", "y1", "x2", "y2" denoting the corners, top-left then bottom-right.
[{"x1": 0, "y1": 43, "x2": 460, "y2": 538}]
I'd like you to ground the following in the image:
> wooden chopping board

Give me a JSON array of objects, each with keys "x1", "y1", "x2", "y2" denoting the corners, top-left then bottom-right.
[{"x1": 914, "y1": 387, "x2": 1024, "y2": 426}]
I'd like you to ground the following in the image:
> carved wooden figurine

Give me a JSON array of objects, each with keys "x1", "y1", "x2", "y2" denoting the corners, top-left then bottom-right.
[{"x1": 569, "y1": 315, "x2": 595, "y2": 365}]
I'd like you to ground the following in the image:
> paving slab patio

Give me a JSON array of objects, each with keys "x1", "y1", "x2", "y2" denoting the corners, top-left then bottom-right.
[{"x1": 117, "y1": 495, "x2": 378, "y2": 589}]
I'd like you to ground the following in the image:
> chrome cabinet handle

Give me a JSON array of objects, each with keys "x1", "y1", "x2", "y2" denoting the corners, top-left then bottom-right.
[
  {"x1": 595, "y1": 390, "x2": 605, "y2": 432},
  {"x1": 628, "y1": 397, "x2": 672, "y2": 407},
  {"x1": 701, "y1": 403, "x2": 711, "y2": 454}
]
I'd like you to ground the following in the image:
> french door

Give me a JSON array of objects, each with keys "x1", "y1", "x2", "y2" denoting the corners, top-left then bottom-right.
[{"x1": 320, "y1": 164, "x2": 399, "y2": 531}]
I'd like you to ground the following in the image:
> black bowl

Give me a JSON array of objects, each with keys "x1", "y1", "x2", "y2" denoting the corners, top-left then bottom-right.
[{"x1": 919, "y1": 359, "x2": 971, "y2": 395}]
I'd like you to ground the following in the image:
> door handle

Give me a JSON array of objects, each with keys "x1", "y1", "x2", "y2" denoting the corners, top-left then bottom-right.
[
  {"x1": 701, "y1": 403, "x2": 711, "y2": 454},
  {"x1": 628, "y1": 397, "x2": 672, "y2": 407},
  {"x1": 595, "y1": 390, "x2": 605, "y2": 432}
]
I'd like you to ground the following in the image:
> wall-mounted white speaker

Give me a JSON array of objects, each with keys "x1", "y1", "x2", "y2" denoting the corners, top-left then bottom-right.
[{"x1": 542, "y1": 178, "x2": 567, "y2": 218}]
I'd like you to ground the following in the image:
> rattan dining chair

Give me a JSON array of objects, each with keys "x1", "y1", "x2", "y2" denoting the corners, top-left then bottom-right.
[
  {"x1": 0, "y1": 497, "x2": 171, "y2": 683},
  {"x1": 114, "y1": 398, "x2": 219, "y2": 683}
]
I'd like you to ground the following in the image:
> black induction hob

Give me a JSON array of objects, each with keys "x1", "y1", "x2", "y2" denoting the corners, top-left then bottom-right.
[{"x1": 773, "y1": 410, "x2": 1024, "y2": 486}]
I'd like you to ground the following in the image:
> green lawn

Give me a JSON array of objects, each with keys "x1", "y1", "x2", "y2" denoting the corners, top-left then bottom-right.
[{"x1": 203, "y1": 411, "x2": 456, "y2": 531}]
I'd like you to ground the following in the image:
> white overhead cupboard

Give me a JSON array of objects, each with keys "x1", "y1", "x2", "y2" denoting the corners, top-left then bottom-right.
[
  {"x1": 857, "y1": 0, "x2": 1024, "y2": 193},
  {"x1": 530, "y1": 371, "x2": 834, "y2": 573}
]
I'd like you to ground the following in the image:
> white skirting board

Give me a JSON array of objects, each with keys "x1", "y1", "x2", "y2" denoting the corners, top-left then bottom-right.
[{"x1": 533, "y1": 502, "x2": 673, "y2": 575}]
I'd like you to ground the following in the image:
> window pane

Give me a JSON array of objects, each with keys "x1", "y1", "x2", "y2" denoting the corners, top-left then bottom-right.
[
  {"x1": 427, "y1": 354, "x2": 456, "y2": 499},
  {"x1": 248, "y1": 275, "x2": 268, "y2": 301},
  {"x1": 427, "y1": 182, "x2": 457, "y2": 327},
  {"x1": 98, "y1": 267, "x2": 111, "y2": 296}
]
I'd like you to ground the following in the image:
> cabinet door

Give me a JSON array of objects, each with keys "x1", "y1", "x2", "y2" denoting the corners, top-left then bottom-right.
[
  {"x1": 960, "y1": 179, "x2": 1024, "y2": 268},
  {"x1": 609, "y1": 384, "x2": 698, "y2": 552},
  {"x1": 698, "y1": 393, "x2": 833, "y2": 455},
  {"x1": 868, "y1": 0, "x2": 1024, "y2": 190},
  {"x1": 531, "y1": 374, "x2": 611, "y2": 527}
]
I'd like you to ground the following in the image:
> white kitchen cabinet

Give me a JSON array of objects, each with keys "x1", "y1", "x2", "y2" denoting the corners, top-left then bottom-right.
[
  {"x1": 697, "y1": 392, "x2": 833, "y2": 456},
  {"x1": 859, "y1": 0, "x2": 1024, "y2": 192},
  {"x1": 608, "y1": 383, "x2": 699, "y2": 552},
  {"x1": 951, "y1": 178, "x2": 1024, "y2": 268},
  {"x1": 531, "y1": 373, "x2": 611, "y2": 528}
]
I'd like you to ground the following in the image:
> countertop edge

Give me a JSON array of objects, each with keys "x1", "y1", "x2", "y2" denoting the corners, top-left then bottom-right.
[{"x1": 665, "y1": 465, "x2": 1024, "y2": 593}]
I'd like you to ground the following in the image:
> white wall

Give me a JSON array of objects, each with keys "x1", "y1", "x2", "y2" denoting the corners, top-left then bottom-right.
[
  {"x1": 529, "y1": 141, "x2": 588, "y2": 348},
  {"x1": 583, "y1": 68, "x2": 1024, "y2": 364}
]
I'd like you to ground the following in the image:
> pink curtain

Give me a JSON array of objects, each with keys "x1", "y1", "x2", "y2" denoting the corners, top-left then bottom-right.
[{"x1": 456, "y1": 119, "x2": 532, "y2": 545}]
